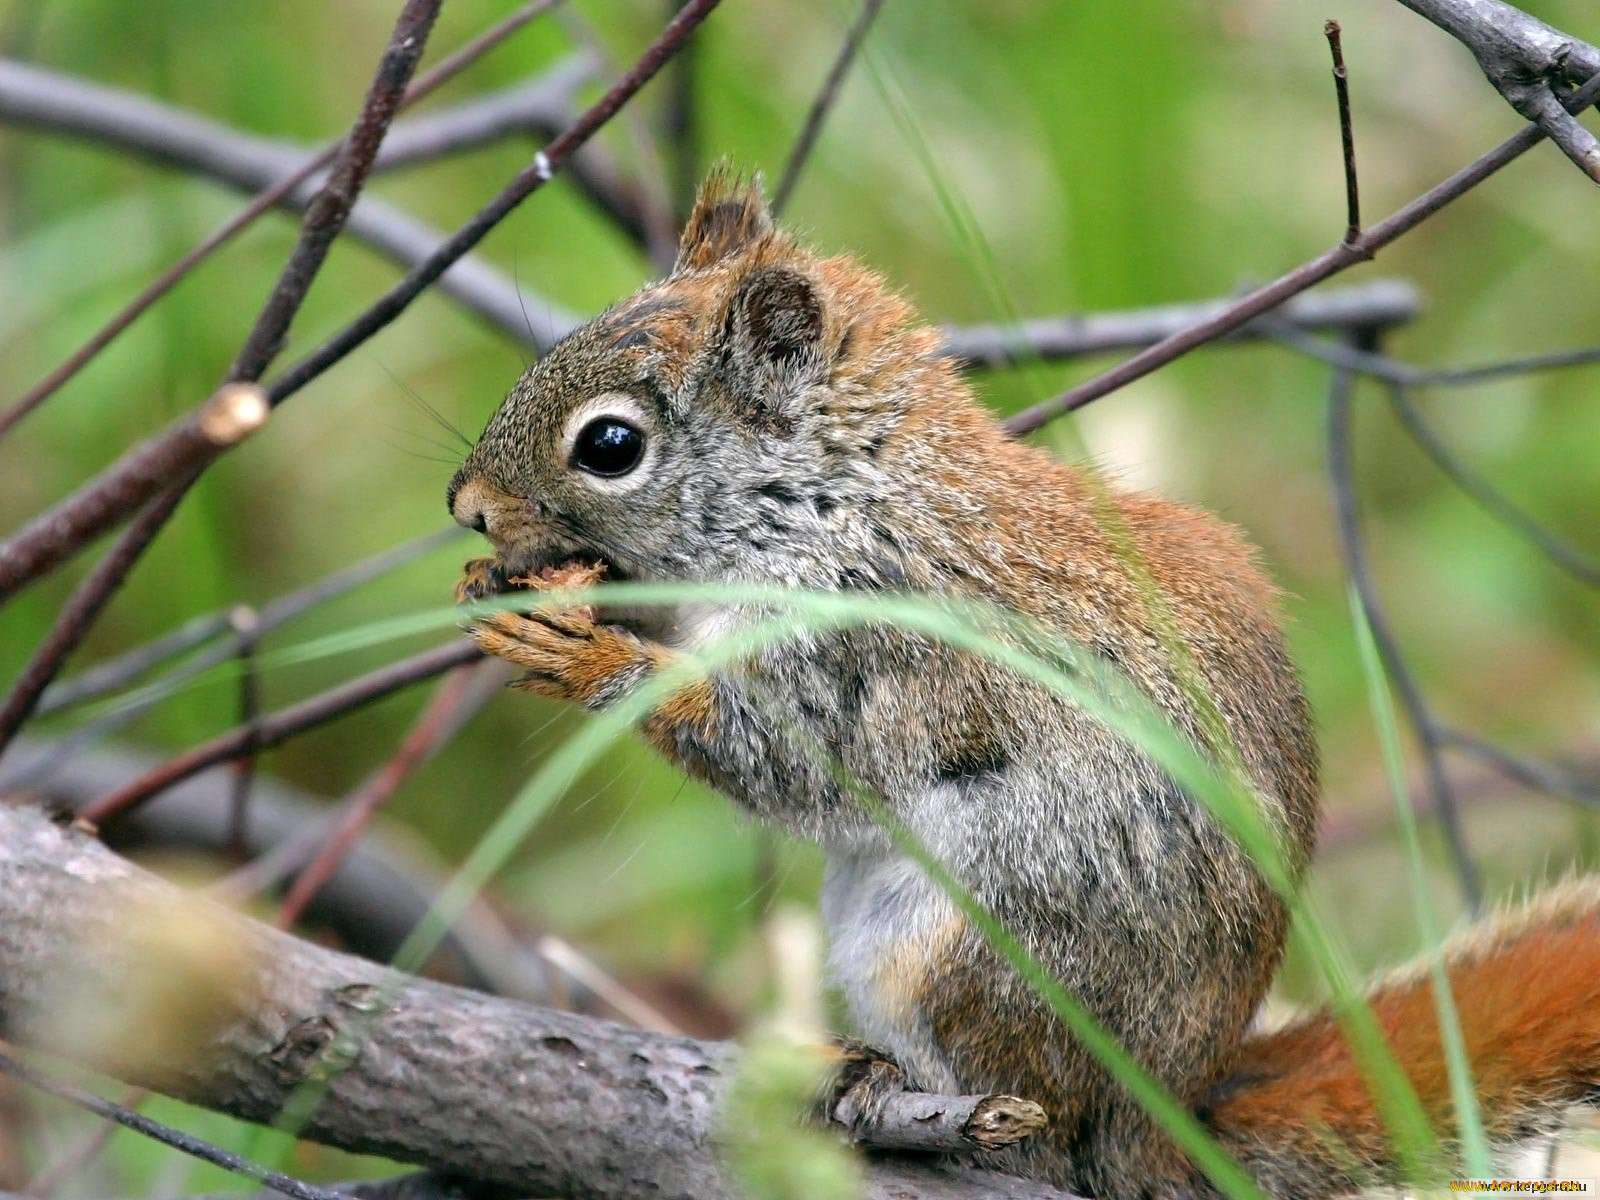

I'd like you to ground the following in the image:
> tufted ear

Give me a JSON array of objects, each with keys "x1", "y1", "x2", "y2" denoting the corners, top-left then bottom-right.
[
  {"x1": 675, "y1": 168, "x2": 772, "y2": 272},
  {"x1": 723, "y1": 266, "x2": 826, "y2": 423}
]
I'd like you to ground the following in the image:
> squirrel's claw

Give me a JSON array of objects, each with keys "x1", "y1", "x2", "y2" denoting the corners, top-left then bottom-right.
[
  {"x1": 455, "y1": 556, "x2": 510, "y2": 605},
  {"x1": 819, "y1": 1038, "x2": 909, "y2": 1138},
  {"x1": 466, "y1": 606, "x2": 649, "y2": 710}
]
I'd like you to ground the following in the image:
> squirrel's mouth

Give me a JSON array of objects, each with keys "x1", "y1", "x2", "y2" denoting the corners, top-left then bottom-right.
[{"x1": 497, "y1": 547, "x2": 627, "y2": 586}]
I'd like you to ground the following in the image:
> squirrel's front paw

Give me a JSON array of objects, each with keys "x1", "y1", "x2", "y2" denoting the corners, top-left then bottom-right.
[
  {"x1": 455, "y1": 556, "x2": 510, "y2": 605},
  {"x1": 466, "y1": 562, "x2": 648, "y2": 709},
  {"x1": 818, "y1": 1038, "x2": 908, "y2": 1137}
]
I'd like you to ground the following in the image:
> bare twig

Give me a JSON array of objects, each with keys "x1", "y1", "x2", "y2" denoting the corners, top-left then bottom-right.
[
  {"x1": 0, "y1": 1, "x2": 568, "y2": 437},
  {"x1": 0, "y1": 0, "x2": 723, "y2": 621},
  {"x1": 1327, "y1": 354, "x2": 1483, "y2": 909},
  {"x1": 275, "y1": 663, "x2": 494, "y2": 929},
  {"x1": 228, "y1": 0, "x2": 442, "y2": 382},
  {"x1": 1320, "y1": 740, "x2": 1600, "y2": 853},
  {"x1": 77, "y1": 641, "x2": 483, "y2": 828},
  {"x1": 771, "y1": 0, "x2": 887, "y2": 216},
  {"x1": 265, "y1": 0, "x2": 726, "y2": 408},
  {"x1": 0, "y1": 0, "x2": 441, "y2": 601},
  {"x1": 0, "y1": 477, "x2": 202, "y2": 759},
  {"x1": 0, "y1": 57, "x2": 585, "y2": 389},
  {"x1": 0, "y1": 531, "x2": 466, "y2": 794},
  {"x1": 0, "y1": 1051, "x2": 348, "y2": 1200},
  {"x1": 1324, "y1": 20, "x2": 1361, "y2": 242},
  {"x1": 1442, "y1": 728, "x2": 1600, "y2": 805},
  {"x1": 659, "y1": 0, "x2": 700, "y2": 222},
  {"x1": 0, "y1": 57, "x2": 1424, "y2": 384},
  {"x1": 0, "y1": 806, "x2": 1073, "y2": 1200},
  {"x1": 1261, "y1": 315, "x2": 1600, "y2": 387},
  {"x1": 942, "y1": 280, "x2": 1419, "y2": 370},
  {"x1": 226, "y1": 607, "x2": 265, "y2": 859},
  {"x1": 34, "y1": 528, "x2": 463, "y2": 719},
  {"x1": 0, "y1": 386, "x2": 266, "y2": 606},
  {"x1": 1394, "y1": 0, "x2": 1600, "y2": 185},
  {"x1": 1001, "y1": 70, "x2": 1600, "y2": 435},
  {"x1": 1384, "y1": 387, "x2": 1600, "y2": 589},
  {"x1": 182, "y1": 1172, "x2": 500, "y2": 1200}
]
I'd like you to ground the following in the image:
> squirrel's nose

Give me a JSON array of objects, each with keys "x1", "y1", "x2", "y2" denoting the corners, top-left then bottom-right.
[{"x1": 448, "y1": 476, "x2": 492, "y2": 535}]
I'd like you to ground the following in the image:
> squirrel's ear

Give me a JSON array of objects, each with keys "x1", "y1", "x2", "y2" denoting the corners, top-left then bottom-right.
[
  {"x1": 724, "y1": 266, "x2": 826, "y2": 419},
  {"x1": 675, "y1": 169, "x2": 772, "y2": 272}
]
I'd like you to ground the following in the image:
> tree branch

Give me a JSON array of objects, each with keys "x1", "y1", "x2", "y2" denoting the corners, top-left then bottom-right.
[
  {"x1": 1326, "y1": 352, "x2": 1482, "y2": 909},
  {"x1": 940, "y1": 280, "x2": 1418, "y2": 370},
  {"x1": 0, "y1": 2, "x2": 722, "y2": 606},
  {"x1": 1394, "y1": 0, "x2": 1600, "y2": 185},
  {"x1": 0, "y1": 805, "x2": 1074, "y2": 1200},
  {"x1": 0, "y1": 61, "x2": 1422, "y2": 377},
  {"x1": 77, "y1": 641, "x2": 484, "y2": 828},
  {"x1": 227, "y1": 0, "x2": 443, "y2": 384},
  {"x1": 0, "y1": 57, "x2": 582, "y2": 355},
  {"x1": 3, "y1": 737, "x2": 551, "y2": 1001},
  {"x1": 1001, "y1": 69, "x2": 1600, "y2": 435},
  {"x1": 771, "y1": 0, "x2": 887, "y2": 217}
]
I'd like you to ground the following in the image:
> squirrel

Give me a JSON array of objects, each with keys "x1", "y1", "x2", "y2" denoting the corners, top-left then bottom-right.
[{"x1": 446, "y1": 169, "x2": 1600, "y2": 1199}]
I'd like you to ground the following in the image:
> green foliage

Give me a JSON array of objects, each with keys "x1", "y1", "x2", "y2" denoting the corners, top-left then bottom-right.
[
  {"x1": 3, "y1": 0, "x2": 1598, "y2": 1193},
  {"x1": 722, "y1": 1038, "x2": 862, "y2": 1200}
]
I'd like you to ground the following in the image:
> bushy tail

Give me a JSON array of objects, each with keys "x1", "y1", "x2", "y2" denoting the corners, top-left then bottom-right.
[{"x1": 1203, "y1": 879, "x2": 1600, "y2": 1200}]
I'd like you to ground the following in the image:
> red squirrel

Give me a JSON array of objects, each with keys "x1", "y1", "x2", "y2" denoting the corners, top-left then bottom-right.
[{"x1": 449, "y1": 171, "x2": 1600, "y2": 1198}]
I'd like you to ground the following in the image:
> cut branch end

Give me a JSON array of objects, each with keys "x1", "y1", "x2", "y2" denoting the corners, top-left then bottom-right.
[{"x1": 198, "y1": 385, "x2": 271, "y2": 447}]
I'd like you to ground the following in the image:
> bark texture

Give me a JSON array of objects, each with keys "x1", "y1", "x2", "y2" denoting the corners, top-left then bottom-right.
[{"x1": 0, "y1": 804, "x2": 1075, "y2": 1200}]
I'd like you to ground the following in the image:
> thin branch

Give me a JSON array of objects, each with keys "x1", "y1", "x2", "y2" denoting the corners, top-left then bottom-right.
[
  {"x1": 1327, "y1": 355, "x2": 1483, "y2": 909},
  {"x1": 1260, "y1": 324, "x2": 1600, "y2": 587},
  {"x1": 1441, "y1": 727, "x2": 1600, "y2": 805},
  {"x1": 1394, "y1": 0, "x2": 1600, "y2": 185},
  {"x1": 0, "y1": 0, "x2": 722, "y2": 611},
  {"x1": 658, "y1": 0, "x2": 700, "y2": 223},
  {"x1": 1001, "y1": 70, "x2": 1600, "y2": 435},
  {"x1": 0, "y1": 56, "x2": 586, "y2": 407},
  {"x1": 226, "y1": 606, "x2": 265, "y2": 859},
  {"x1": 265, "y1": 0, "x2": 726, "y2": 408},
  {"x1": 9, "y1": 735, "x2": 552, "y2": 1002},
  {"x1": 1319, "y1": 740, "x2": 1600, "y2": 853},
  {"x1": 1385, "y1": 386, "x2": 1600, "y2": 588},
  {"x1": 183, "y1": 1172, "x2": 502, "y2": 1200},
  {"x1": 1261, "y1": 315, "x2": 1600, "y2": 387},
  {"x1": 941, "y1": 280, "x2": 1419, "y2": 370},
  {"x1": 77, "y1": 641, "x2": 483, "y2": 828},
  {"x1": 0, "y1": 806, "x2": 1074, "y2": 1200},
  {"x1": 0, "y1": 477, "x2": 204, "y2": 758},
  {"x1": 0, "y1": 532, "x2": 466, "y2": 795},
  {"x1": 0, "y1": 386, "x2": 266, "y2": 607},
  {"x1": 275, "y1": 663, "x2": 496, "y2": 929},
  {"x1": 1324, "y1": 20, "x2": 1361, "y2": 243},
  {"x1": 0, "y1": 58, "x2": 1424, "y2": 387},
  {"x1": 34, "y1": 528, "x2": 463, "y2": 719},
  {"x1": 0, "y1": 0, "x2": 444, "y2": 603},
  {"x1": 771, "y1": 0, "x2": 887, "y2": 217},
  {"x1": 0, "y1": 1051, "x2": 349, "y2": 1200},
  {"x1": 227, "y1": 0, "x2": 442, "y2": 383}
]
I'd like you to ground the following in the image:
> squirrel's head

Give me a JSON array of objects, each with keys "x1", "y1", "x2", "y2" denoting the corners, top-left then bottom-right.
[{"x1": 448, "y1": 168, "x2": 953, "y2": 619}]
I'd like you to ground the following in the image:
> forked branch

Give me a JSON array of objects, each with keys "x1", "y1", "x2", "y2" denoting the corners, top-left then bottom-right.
[{"x1": 0, "y1": 806, "x2": 1072, "y2": 1200}]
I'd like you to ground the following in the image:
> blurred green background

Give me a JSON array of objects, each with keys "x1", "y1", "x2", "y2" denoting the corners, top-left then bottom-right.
[{"x1": 1, "y1": 0, "x2": 1597, "y2": 1188}]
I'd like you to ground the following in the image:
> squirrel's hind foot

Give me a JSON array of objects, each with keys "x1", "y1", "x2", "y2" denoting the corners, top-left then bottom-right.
[{"x1": 818, "y1": 1037, "x2": 908, "y2": 1136}]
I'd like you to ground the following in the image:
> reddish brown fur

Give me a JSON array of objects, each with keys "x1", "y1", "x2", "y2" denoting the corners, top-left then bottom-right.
[
  {"x1": 456, "y1": 172, "x2": 1598, "y2": 1200},
  {"x1": 1207, "y1": 881, "x2": 1600, "y2": 1195}
]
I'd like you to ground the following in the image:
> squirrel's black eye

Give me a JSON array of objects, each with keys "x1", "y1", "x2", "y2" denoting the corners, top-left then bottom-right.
[{"x1": 571, "y1": 417, "x2": 645, "y2": 477}]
